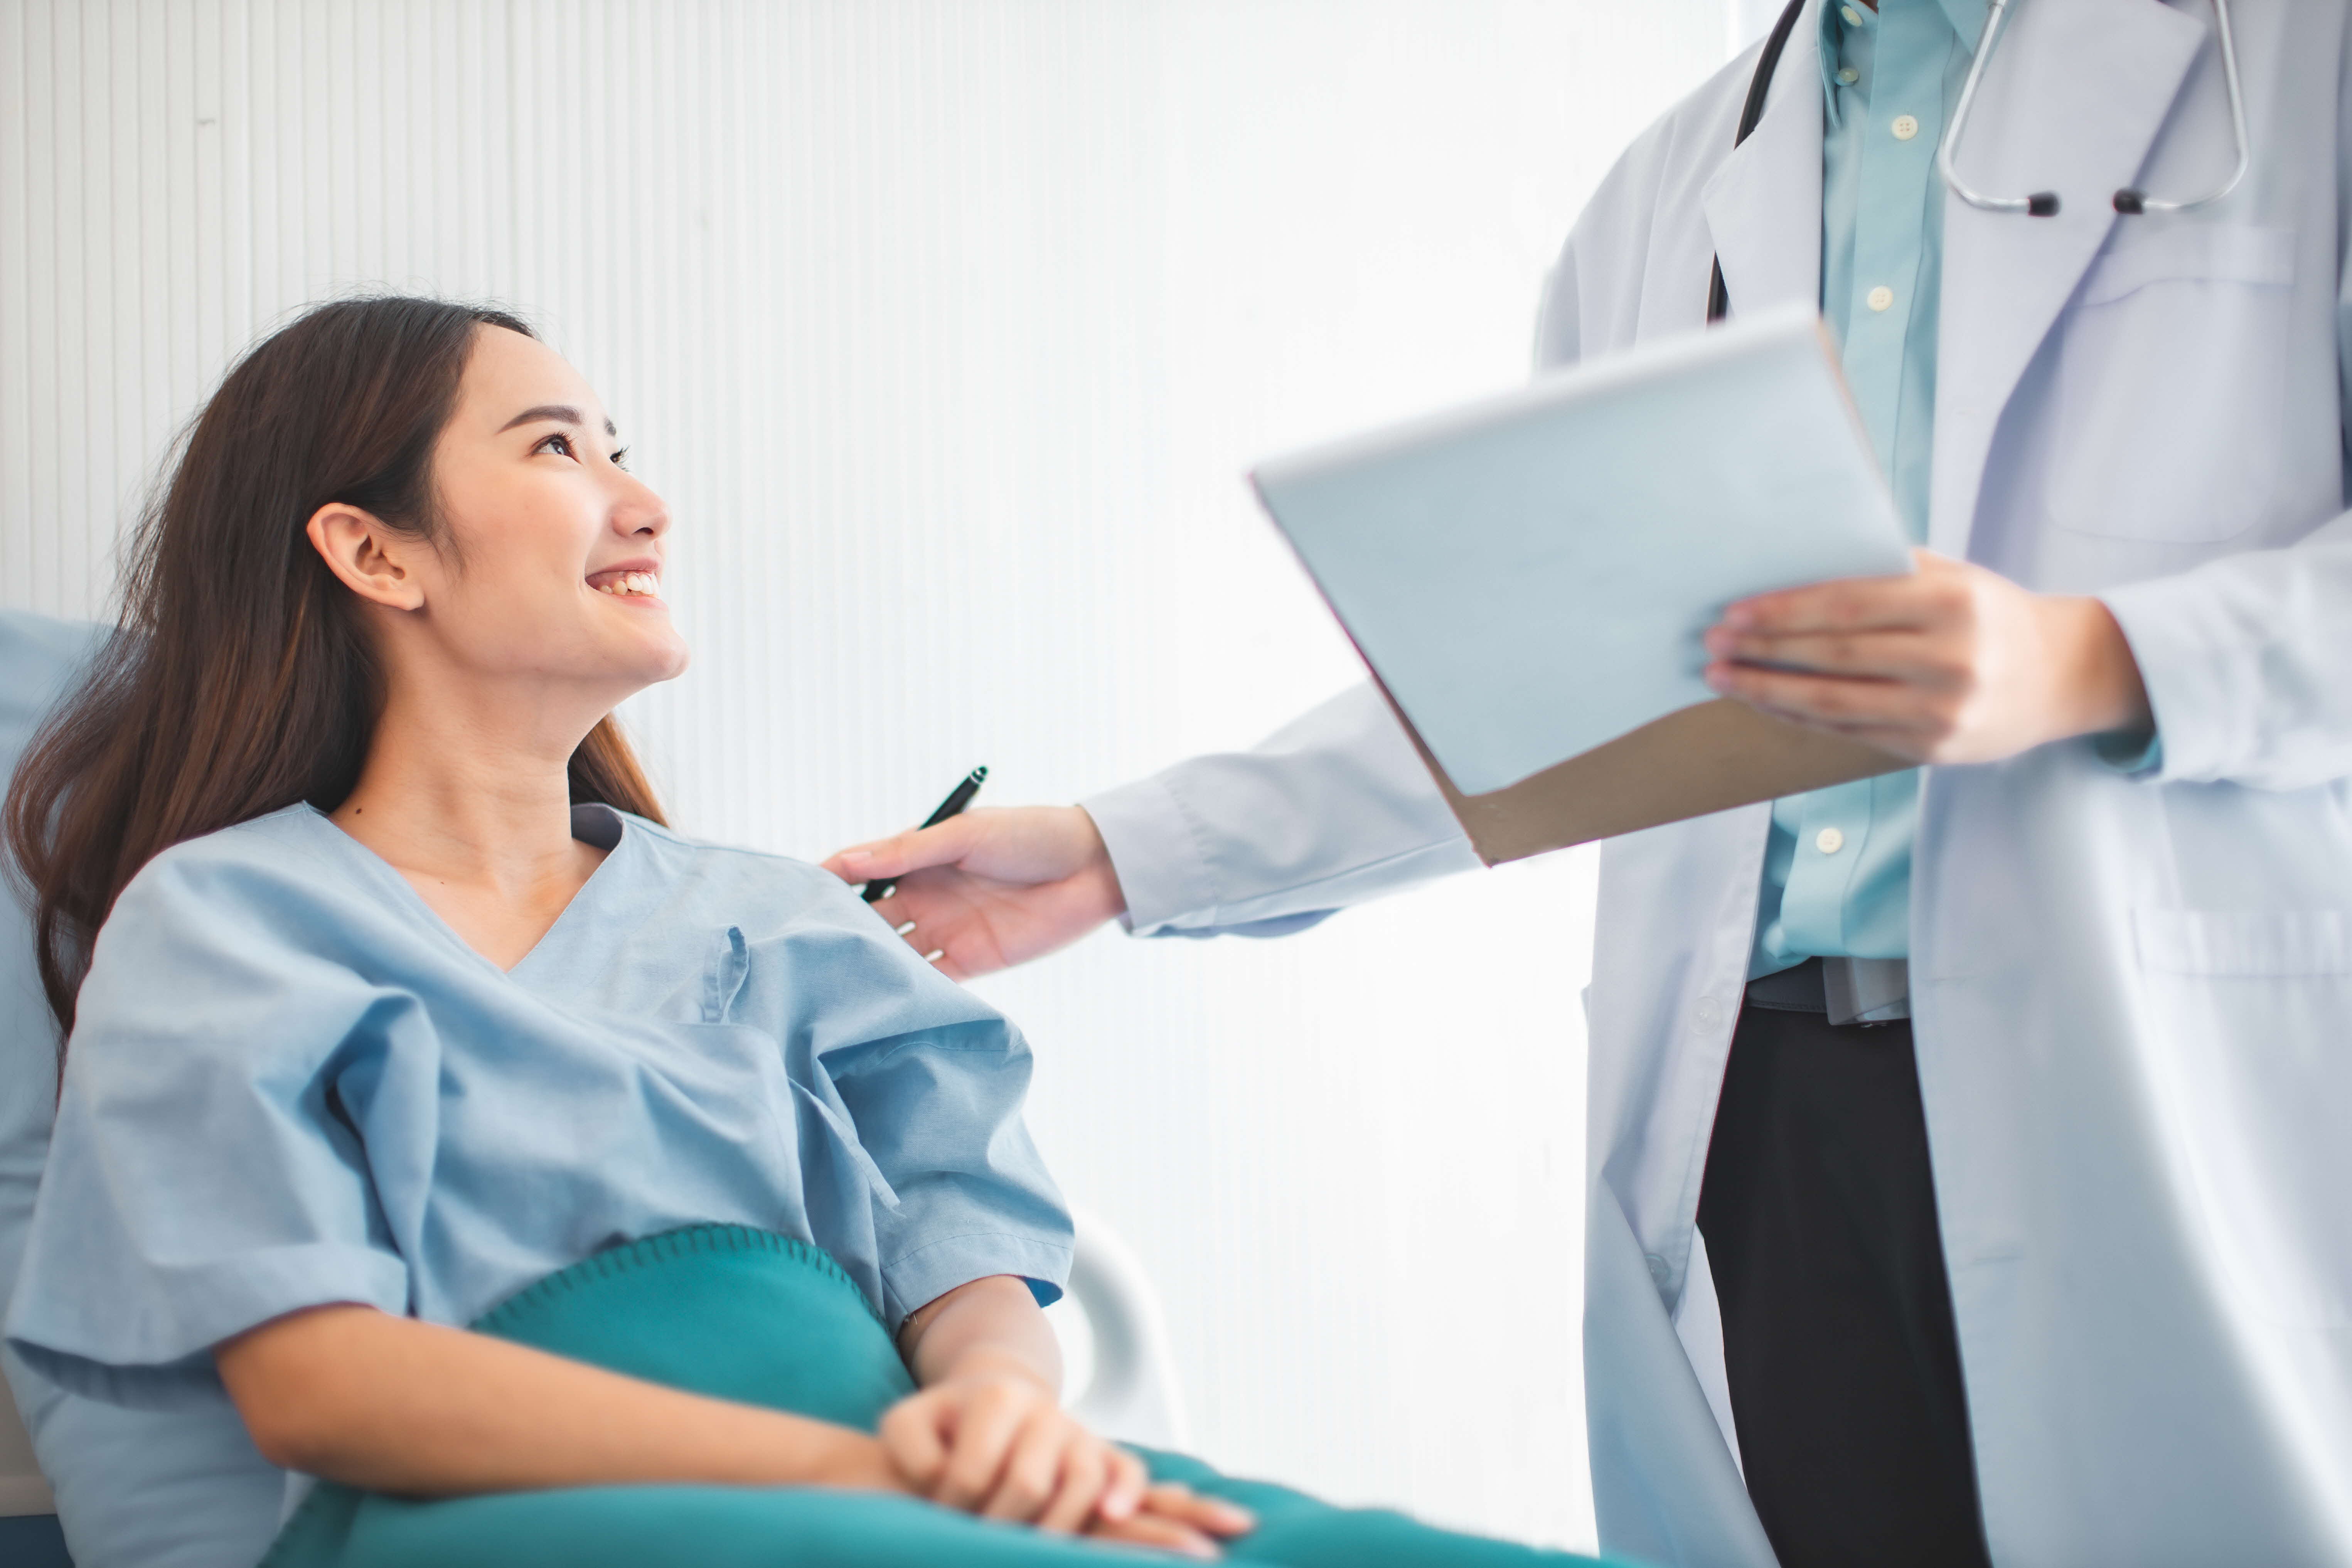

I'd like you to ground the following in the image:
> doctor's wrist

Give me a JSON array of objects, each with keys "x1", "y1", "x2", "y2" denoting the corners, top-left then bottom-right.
[{"x1": 2042, "y1": 595, "x2": 2154, "y2": 748}]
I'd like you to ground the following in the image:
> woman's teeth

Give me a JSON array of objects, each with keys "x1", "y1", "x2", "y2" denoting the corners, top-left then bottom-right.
[{"x1": 599, "y1": 572, "x2": 660, "y2": 597}]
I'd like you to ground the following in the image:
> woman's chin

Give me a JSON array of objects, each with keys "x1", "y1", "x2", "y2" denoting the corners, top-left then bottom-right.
[{"x1": 604, "y1": 620, "x2": 692, "y2": 685}]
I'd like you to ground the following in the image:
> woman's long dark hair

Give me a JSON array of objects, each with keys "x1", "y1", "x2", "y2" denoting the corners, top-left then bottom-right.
[{"x1": 5, "y1": 296, "x2": 666, "y2": 1041}]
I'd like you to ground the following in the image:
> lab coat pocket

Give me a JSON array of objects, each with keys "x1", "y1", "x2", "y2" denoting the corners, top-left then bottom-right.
[
  {"x1": 2134, "y1": 907, "x2": 2352, "y2": 1328},
  {"x1": 2047, "y1": 226, "x2": 2295, "y2": 544}
]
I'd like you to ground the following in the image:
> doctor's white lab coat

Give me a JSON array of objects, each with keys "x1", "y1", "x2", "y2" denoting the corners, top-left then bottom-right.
[{"x1": 1083, "y1": 3, "x2": 2352, "y2": 1563}]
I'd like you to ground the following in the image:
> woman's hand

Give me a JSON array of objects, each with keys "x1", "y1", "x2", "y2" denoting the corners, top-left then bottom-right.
[
  {"x1": 881, "y1": 1363, "x2": 1251, "y2": 1558},
  {"x1": 1087, "y1": 1483, "x2": 1259, "y2": 1560},
  {"x1": 821, "y1": 806, "x2": 1126, "y2": 981},
  {"x1": 1702, "y1": 549, "x2": 2153, "y2": 765},
  {"x1": 888, "y1": 1276, "x2": 1255, "y2": 1555},
  {"x1": 880, "y1": 1349, "x2": 1150, "y2": 1530}
]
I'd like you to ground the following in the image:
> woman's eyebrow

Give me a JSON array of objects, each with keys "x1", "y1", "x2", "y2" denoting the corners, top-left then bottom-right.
[{"x1": 498, "y1": 404, "x2": 619, "y2": 437}]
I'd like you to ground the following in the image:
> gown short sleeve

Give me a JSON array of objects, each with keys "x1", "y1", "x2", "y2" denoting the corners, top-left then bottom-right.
[
  {"x1": 5, "y1": 832, "x2": 412, "y2": 1410},
  {"x1": 740, "y1": 876, "x2": 1075, "y2": 1327}
]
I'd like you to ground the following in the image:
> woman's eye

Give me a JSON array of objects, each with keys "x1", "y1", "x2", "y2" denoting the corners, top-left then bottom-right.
[
  {"x1": 610, "y1": 448, "x2": 630, "y2": 472},
  {"x1": 534, "y1": 432, "x2": 576, "y2": 459}
]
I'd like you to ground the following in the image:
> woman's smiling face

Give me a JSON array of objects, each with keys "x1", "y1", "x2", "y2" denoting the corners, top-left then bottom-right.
[{"x1": 413, "y1": 324, "x2": 691, "y2": 701}]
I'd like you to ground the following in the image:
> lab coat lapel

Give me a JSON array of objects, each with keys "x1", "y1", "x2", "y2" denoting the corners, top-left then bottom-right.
[
  {"x1": 1929, "y1": 0, "x2": 2206, "y2": 557},
  {"x1": 1701, "y1": 0, "x2": 1825, "y2": 321}
]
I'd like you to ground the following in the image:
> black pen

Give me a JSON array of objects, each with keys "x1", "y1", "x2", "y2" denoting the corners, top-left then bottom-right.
[{"x1": 861, "y1": 766, "x2": 988, "y2": 903}]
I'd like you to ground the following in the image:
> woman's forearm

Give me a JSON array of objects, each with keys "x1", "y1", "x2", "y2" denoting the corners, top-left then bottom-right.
[
  {"x1": 896, "y1": 1274, "x2": 1063, "y2": 1389},
  {"x1": 216, "y1": 1304, "x2": 910, "y2": 1497}
]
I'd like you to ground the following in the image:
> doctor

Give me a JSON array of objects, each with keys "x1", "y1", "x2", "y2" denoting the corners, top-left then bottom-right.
[{"x1": 829, "y1": 3, "x2": 2352, "y2": 1565}]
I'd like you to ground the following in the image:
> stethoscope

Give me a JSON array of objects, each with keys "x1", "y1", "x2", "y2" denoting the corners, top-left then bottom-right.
[{"x1": 1709, "y1": 0, "x2": 2250, "y2": 322}]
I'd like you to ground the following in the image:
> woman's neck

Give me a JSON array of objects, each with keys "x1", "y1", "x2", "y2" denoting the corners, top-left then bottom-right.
[{"x1": 332, "y1": 675, "x2": 612, "y2": 970}]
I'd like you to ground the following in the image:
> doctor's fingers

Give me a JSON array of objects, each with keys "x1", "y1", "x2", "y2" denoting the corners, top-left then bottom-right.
[
  {"x1": 1722, "y1": 552, "x2": 1971, "y2": 636},
  {"x1": 1707, "y1": 664, "x2": 1960, "y2": 741},
  {"x1": 822, "y1": 814, "x2": 987, "y2": 884},
  {"x1": 865, "y1": 892, "x2": 983, "y2": 978},
  {"x1": 1706, "y1": 627, "x2": 1964, "y2": 684}
]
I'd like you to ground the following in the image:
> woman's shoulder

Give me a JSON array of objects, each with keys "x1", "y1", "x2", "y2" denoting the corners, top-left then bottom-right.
[
  {"x1": 610, "y1": 810, "x2": 871, "y2": 928},
  {"x1": 78, "y1": 807, "x2": 418, "y2": 1047},
  {"x1": 126, "y1": 803, "x2": 350, "y2": 892},
  {"x1": 106, "y1": 805, "x2": 391, "y2": 949}
]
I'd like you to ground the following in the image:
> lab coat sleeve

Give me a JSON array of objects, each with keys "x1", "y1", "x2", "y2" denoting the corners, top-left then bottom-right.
[
  {"x1": 2096, "y1": 82, "x2": 2352, "y2": 793},
  {"x1": 1081, "y1": 225, "x2": 1608, "y2": 939},
  {"x1": 2097, "y1": 522, "x2": 2352, "y2": 790},
  {"x1": 1082, "y1": 683, "x2": 1480, "y2": 938}
]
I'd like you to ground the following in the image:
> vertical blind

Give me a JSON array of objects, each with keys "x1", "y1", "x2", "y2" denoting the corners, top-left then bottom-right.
[{"x1": 0, "y1": 0, "x2": 1724, "y2": 1547}]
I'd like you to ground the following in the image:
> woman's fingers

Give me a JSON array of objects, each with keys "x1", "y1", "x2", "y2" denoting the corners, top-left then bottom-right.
[
  {"x1": 876, "y1": 1395, "x2": 951, "y2": 1492},
  {"x1": 1030, "y1": 1435, "x2": 1109, "y2": 1532},
  {"x1": 982, "y1": 1413, "x2": 1080, "y2": 1523},
  {"x1": 1087, "y1": 1510, "x2": 1223, "y2": 1561},
  {"x1": 1097, "y1": 1447, "x2": 1150, "y2": 1523},
  {"x1": 1141, "y1": 1483, "x2": 1255, "y2": 1538},
  {"x1": 932, "y1": 1383, "x2": 1029, "y2": 1510}
]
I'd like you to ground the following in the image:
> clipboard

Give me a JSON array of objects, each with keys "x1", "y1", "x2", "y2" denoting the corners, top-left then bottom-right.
[
  {"x1": 1251, "y1": 307, "x2": 1914, "y2": 866},
  {"x1": 1369, "y1": 667, "x2": 1904, "y2": 866}
]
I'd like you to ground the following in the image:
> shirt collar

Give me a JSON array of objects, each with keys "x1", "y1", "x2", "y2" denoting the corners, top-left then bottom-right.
[{"x1": 1816, "y1": 0, "x2": 1991, "y2": 129}]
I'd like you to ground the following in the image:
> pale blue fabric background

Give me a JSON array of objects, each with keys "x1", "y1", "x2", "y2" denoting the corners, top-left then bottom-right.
[{"x1": 0, "y1": 613, "x2": 290, "y2": 1568}]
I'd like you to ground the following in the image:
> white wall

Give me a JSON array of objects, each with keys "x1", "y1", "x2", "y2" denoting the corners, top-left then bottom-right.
[{"x1": 0, "y1": 1, "x2": 1726, "y2": 1549}]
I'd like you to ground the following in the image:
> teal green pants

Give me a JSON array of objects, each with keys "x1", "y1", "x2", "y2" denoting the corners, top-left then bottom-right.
[{"x1": 264, "y1": 1226, "x2": 1619, "y2": 1568}]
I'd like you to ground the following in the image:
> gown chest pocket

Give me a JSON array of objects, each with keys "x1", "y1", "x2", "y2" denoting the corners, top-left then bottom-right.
[{"x1": 2046, "y1": 225, "x2": 2296, "y2": 545}]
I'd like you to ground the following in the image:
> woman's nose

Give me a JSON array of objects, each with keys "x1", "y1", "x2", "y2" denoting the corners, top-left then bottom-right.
[{"x1": 612, "y1": 471, "x2": 671, "y2": 538}]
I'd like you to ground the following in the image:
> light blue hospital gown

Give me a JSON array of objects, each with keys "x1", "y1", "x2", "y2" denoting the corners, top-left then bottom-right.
[{"x1": 5, "y1": 802, "x2": 1073, "y2": 1423}]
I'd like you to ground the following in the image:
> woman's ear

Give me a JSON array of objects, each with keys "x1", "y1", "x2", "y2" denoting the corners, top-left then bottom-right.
[{"x1": 306, "y1": 504, "x2": 427, "y2": 611}]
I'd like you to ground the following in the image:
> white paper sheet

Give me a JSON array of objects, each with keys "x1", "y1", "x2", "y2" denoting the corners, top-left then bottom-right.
[{"x1": 1251, "y1": 305, "x2": 1915, "y2": 796}]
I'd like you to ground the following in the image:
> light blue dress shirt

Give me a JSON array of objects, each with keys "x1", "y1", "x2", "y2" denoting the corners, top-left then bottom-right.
[
  {"x1": 1749, "y1": 0, "x2": 1983, "y2": 978},
  {"x1": 8, "y1": 803, "x2": 1073, "y2": 1418}
]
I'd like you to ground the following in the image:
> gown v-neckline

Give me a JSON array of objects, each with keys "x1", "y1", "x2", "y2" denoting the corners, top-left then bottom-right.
[{"x1": 303, "y1": 802, "x2": 631, "y2": 980}]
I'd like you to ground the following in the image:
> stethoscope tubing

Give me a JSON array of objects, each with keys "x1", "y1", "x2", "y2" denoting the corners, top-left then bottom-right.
[
  {"x1": 1712, "y1": 0, "x2": 2254, "y2": 318},
  {"x1": 1939, "y1": 0, "x2": 2249, "y2": 217}
]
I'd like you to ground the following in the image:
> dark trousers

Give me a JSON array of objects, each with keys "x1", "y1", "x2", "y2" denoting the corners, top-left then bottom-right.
[{"x1": 1695, "y1": 996, "x2": 1995, "y2": 1568}]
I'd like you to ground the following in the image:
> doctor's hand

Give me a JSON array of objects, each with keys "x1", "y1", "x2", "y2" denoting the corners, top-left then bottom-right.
[
  {"x1": 822, "y1": 807, "x2": 1126, "y2": 980},
  {"x1": 1702, "y1": 549, "x2": 2154, "y2": 766}
]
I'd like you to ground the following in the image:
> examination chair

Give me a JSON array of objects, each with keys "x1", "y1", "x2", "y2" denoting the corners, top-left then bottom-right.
[{"x1": 0, "y1": 609, "x2": 1183, "y2": 1568}]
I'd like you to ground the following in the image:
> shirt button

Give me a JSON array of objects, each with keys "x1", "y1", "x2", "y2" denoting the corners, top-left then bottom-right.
[
  {"x1": 1838, "y1": 66, "x2": 1860, "y2": 84},
  {"x1": 1891, "y1": 114, "x2": 1920, "y2": 141},
  {"x1": 1694, "y1": 995, "x2": 1724, "y2": 1027},
  {"x1": 1867, "y1": 285, "x2": 1895, "y2": 312},
  {"x1": 1840, "y1": 5, "x2": 1863, "y2": 23},
  {"x1": 1816, "y1": 827, "x2": 1847, "y2": 854}
]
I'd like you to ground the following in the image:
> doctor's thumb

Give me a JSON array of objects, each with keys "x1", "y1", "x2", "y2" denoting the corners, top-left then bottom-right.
[{"x1": 822, "y1": 817, "x2": 981, "y2": 883}]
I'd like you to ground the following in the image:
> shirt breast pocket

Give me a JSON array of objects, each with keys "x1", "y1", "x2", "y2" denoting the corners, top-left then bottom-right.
[{"x1": 2045, "y1": 225, "x2": 2296, "y2": 545}]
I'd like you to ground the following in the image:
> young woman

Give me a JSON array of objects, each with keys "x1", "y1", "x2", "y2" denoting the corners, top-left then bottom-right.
[{"x1": 3, "y1": 298, "x2": 1606, "y2": 1568}]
